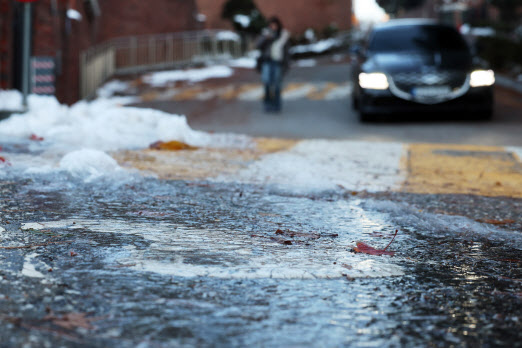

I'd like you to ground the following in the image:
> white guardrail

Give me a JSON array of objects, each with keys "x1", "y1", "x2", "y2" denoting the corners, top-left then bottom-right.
[{"x1": 80, "y1": 30, "x2": 246, "y2": 99}]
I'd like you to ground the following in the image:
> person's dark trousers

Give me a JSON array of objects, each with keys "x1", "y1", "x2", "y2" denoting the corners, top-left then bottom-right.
[{"x1": 261, "y1": 60, "x2": 283, "y2": 112}]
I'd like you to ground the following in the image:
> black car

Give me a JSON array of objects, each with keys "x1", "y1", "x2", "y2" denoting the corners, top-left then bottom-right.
[{"x1": 351, "y1": 19, "x2": 495, "y2": 121}]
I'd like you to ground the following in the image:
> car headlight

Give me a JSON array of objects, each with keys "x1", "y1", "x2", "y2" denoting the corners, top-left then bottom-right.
[
  {"x1": 359, "y1": 72, "x2": 389, "y2": 90},
  {"x1": 470, "y1": 70, "x2": 495, "y2": 87}
]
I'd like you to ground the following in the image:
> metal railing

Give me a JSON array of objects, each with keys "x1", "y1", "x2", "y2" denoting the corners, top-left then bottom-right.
[{"x1": 80, "y1": 30, "x2": 245, "y2": 99}]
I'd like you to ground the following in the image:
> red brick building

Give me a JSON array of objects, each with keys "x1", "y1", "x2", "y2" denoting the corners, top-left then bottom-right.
[
  {"x1": 195, "y1": 0, "x2": 352, "y2": 35},
  {"x1": 255, "y1": 0, "x2": 352, "y2": 35},
  {"x1": 1, "y1": 0, "x2": 352, "y2": 105},
  {"x1": 2, "y1": 0, "x2": 199, "y2": 104}
]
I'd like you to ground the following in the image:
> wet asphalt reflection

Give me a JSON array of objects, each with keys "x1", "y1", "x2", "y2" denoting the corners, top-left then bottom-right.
[{"x1": 0, "y1": 171, "x2": 521, "y2": 347}]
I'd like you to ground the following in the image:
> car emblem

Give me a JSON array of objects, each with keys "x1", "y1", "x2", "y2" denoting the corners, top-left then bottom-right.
[{"x1": 421, "y1": 73, "x2": 442, "y2": 85}]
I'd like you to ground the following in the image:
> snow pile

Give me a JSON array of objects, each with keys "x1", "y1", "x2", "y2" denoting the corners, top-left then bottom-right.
[
  {"x1": 59, "y1": 149, "x2": 123, "y2": 181},
  {"x1": 0, "y1": 90, "x2": 23, "y2": 111},
  {"x1": 0, "y1": 90, "x2": 252, "y2": 178},
  {"x1": 227, "y1": 140, "x2": 406, "y2": 192},
  {"x1": 143, "y1": 65, "x2": 234, "y2": 87},
  {"x1": 0, "y1": 92, "x2": 212, "y2": 151}
]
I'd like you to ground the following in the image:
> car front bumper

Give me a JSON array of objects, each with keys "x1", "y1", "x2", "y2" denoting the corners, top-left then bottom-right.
[{"x1": 358, "y1": 86, "x2": 494, "y2": 115}]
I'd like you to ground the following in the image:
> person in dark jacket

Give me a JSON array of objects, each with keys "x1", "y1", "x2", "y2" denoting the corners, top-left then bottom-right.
[{"x1": 256, "y1": 17, "x2": 290, "y2": 112}]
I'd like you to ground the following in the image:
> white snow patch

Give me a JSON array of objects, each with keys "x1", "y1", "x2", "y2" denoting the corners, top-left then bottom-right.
[
  {"x1": 291, "y1": 38, "x2": 342, "y2": 55},
  {"x1": 0, "y1": 90, "x2": 23, "y2": 111},
  {"x1": 21, "y1": 253, "x2": 46, "y2": 278},
  {"x1": 228, "y1": 57, "x2": 257, "y2": 69},
  {"x1": 216, "y1": 30, "x2": 240, "y2": 42},
  {"x1": 0, "y1": 93, "x2": 214, "y2": 151},
  {"x1": 223, "y1": 140, "x2": 406, "y2": 193},
  {"x1": 21, "y1": 221, "x2": 84, "y2": 230},
  {"x1": 96, "y1": 80, "x2": 130, "y2": 98},
  {"x1": 59, "y1": 149, "x2": 122, "y2": 181},
  {"x1": 0, "y1": 90, "x2": 252, "y2": 175},
  {"x1": 21, "y1": 222, "x2": 46, "y2": 231},
  {"x1": 143, "y1": 66, "x2": 234, "y2": 87}
]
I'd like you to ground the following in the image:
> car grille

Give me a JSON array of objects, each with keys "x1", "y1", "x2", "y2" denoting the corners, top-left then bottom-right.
[{"x1": 388, "y1": 70, "x2": 470, "y2": 104}]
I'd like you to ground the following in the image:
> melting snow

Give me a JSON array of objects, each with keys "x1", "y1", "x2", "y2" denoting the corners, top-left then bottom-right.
[
  {"x1": 142, "y1": 65, "x2": 234, "y2": 87},
  {"x1": 21, "y1": 253, "x2": 46, "y2": 278},
  {"x1": 291, "y1": 38, "x2": 343, "y2": 55},
  {"x1": 27, "y1": 218, "x2": 405, "y2": 280},
  {"x1": 59, "y1": 149, "x2": 123, "y2": 181},
  {"x1": 224, "y1": 140, "x2": 406, "y2": 193}
]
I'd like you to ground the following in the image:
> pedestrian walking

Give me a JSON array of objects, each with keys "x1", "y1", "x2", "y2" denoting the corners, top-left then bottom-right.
[{"x1": 256, "y1": 17, "x2": 290, "y2": 113}]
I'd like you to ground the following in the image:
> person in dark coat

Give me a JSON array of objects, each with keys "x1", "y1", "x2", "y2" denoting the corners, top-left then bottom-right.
[{"x1": 256, "y1": 17, "x2": 290, "y2": 112}]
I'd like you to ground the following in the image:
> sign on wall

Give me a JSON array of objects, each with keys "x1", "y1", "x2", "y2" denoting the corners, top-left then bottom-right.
[{"x1": 31, "y1": 56, "x2": 56, "y2": 95}]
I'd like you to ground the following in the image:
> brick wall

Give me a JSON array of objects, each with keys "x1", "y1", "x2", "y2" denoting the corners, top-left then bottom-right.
[
  {"x1": 194, "y1": 0, "x2": 352, "y2": 36},
  {"x1": 21, "y1": 0, "x2": 198, "y2": 104},
  {"x1": 195, "y1": 0, "x2": 231, "y2": 30},
  {"x1": 254, "y1": 0, "x2": 352, "y2": 35},
  {"x1": 97, "y1": 0, "x2": 200, "y2": 42}
]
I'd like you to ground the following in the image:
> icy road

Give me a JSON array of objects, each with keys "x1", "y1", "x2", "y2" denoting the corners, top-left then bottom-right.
[{"x1": 0, "y1": 82, "x2": 521, "y2": 347}]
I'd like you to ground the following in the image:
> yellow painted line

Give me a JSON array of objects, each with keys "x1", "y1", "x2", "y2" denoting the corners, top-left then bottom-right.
[
  {"x1": 283, "y1": 82, "x2": 307, "y2": 93},
  {"x1": 307, "y1": 83, "x2": 338, "y2": 100},
  {"x1": 401, "y1": 143, "x2": 522, "y2": 198},
  {"x1": 114, "y1": 138, "x2": 300, "y2": 181}
]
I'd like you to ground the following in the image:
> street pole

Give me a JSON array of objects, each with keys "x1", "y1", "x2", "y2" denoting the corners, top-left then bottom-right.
[{"x1": 21, "y1": 2, "x2": 32, "y2": 110}]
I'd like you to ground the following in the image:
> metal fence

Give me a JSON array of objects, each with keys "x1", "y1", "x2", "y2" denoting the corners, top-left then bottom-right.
[{"x1": 80, "y1": 30, "x2": 245, "y2": 99}]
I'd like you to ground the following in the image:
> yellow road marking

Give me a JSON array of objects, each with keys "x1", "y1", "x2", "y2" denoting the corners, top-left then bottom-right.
[
  {"x1": 114, "y1": 138, "x2": 299, "y2": 181},
  {"x1": 402, "y1": 143, "x2": 522, "y2": 198},
  {"x1": 307, "y1": 83, "x2": 338, "y2": 100}
]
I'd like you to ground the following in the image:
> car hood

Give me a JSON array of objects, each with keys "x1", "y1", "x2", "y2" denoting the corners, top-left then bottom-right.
[{"x1": 362, "y1": 51, "x2": 472, "y2": 74}]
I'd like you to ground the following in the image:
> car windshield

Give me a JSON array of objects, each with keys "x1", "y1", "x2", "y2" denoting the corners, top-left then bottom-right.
[{"x1": 368, "y1": 25, "x2": 469, "y2": 53}]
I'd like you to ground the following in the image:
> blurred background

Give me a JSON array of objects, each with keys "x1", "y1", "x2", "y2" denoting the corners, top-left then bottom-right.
[{"x1": 0, "y1": 0, "x2": 520, "y2": 106}]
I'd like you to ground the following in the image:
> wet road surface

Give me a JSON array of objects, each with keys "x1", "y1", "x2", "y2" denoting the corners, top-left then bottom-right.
[
  {"x1": 1, "y1": 57, "x2": 522, "y2": 347},
  {"x1": 1, "y1": 148, "x2": 521, "y2": 347},
  {"x1": 133, "y1": 57, "x2": 522, "y2": 146}
]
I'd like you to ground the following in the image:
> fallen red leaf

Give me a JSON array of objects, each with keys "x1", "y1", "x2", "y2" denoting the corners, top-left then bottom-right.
[
  {"x1": 0, "y1": 156, "x2": 11, "y2": 166},
  {"x1": 353, "y1": 229, "x2": 398, "y2": 256},
  {"x1": 30, "y1": 134, "x2": 44, "y2": 141}
]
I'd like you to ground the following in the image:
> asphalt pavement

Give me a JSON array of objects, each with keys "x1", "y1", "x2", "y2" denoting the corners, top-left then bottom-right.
[
  {"x1": 133, "y1": 56, "x2": 522, "y2": 146},
  {"x1": 1, "y1": 56, "x2": 521, "y2": 347}
]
